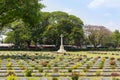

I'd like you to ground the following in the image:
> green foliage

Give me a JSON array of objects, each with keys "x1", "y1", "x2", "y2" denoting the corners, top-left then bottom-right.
[
  {"x1": 86, "y1": 64, "x2": 90, "y2": 69},
  {"x1": 1, "y1": 0, "x2": 45, "y2": 48},
  {"x1": 47, "y1": 63, "x2": 51, "y2": 68},
  {"x1": 7, "y1": 75, "x2": 18, "y2": 80},
  {"x1": 42, "y1": 11, "x2": 84, "y2": 46},
  {"x1": 71, "y1": 73, "x2": 79, "y2": 80},
  {"x1": 38, "y1": 68, "x2": 43, "y2": 72},
  {"x1": 7, "y1": 71, "x2": 16, "y2": 76},
  {"x1": 112, "y1": 30, "x2": 120, "y2": 48},
  {"x1": 68, "y1": 68, "x2": 72, "y2": 72},
  {"x1": 69, "y1": 27, "x2": 83, "y2": 45},
  {"x1": 99, "y1": 58, "x2": 105, "y2": 69},
  {"x1": 72, "y1": 65, "x2": 78, "y2": 69},
  {"x1": 96, "y1": 71, "x2": 101, "y2": 76},
  {"x1": 3, "y1": 9, "x2": 84, "y2": 48},
  {"x1": 88, "y1": 61, "x2": 93, "y2": 66},
  {"x1": 53, "y1": 68, "x2": 59, "y2": 72},
  {"x1": 0, "y1": 0, "x2": 44, "y2": 28},
  {"x1": 85, "y1": 25, "x2": 112, "y2": 48},
  {"x1": 7, "y1": 62, "x2": 12, "y2": 67},
  {"x1": 99, "y1": 63, "x2": 103, "y2": 69},
  {"x1": 34, "y1": 66, "x2": 39, "y2": 70},
  {"x1": 83, "y1": 68, "x2": 88, "y2": 72},
  {"x1": 113, "y1": 78, "x2": 120, "y2": 80},
  {"x1": 52, "y1": 78, "x2": 58, "y2": 80},
  {"x1": 25, "y1": 69, "x2": 33, "y2": 77}
]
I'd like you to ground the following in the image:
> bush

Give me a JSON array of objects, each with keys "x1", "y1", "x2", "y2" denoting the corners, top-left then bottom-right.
[
  {"x1": 7, "y1": 75, "x2": 17, "y2": 80},
  {"x1": 71, "y1": 73, "x2": 79, "y2": 80},
  {"x1": 89, "y1": 61, "x2": 93, "y2": 66},
  {"x1": 76, "y1": 63, "x2": 82, "y2": 67},
  {"x1": 110, "y1": 60, "x2": 116, "y2": 65},
  {"x1": 99, "y1": 61, "x2": 104, "y2": 69},
  {"x1": 20, "y1": 66, "x2": 26, "y2": 70},
  {"x1": 68, "y1": 68, "x2": 72, "y2": 72},
  {"x1": 54, "y1": 63, "x2": 58, "y2": 67},
  {"x1": 41, "y1": 61, "x2": 48, "y2": 67},
  {"x1": 112, "y1": 78, "x2": 120, "y2": 80},
  {"x1": 7, "y1": 62, "x2": 12, "y2": 67},
  {"x1": 52, "y1": 77, "x2": 58, "y2": 80},
  {"x1": 86, "y1": 64, "x2": 90, "y2": 69},
  {"x1": 111, "y1": 73, "x2": 119, "y2": 77},
  {"x1": 7, "y1": 62, "x2": 13, "y2": 70},
  {"x1": 96, "y1": 71, "x2": 101, "y2": 76},
  {"x1": 34, "y1": 66, "x2": 39, "y2": 70},
  {"x1": 117, "y1": 58, "x2": 120, "y2": 61},
  {"x1": 25, "y1": 69, "x2": 33, "y2": 77},
  {"x1": 7, "y1": 71, "x2": 15, "y2": 76},
  {"x1": 38, "y1": 68, "x2": 43, "y2": 72},
  {"x1": 53, "y1": 68, "x2": 59, "y2": 72},
  {"x1": 83, "y1": 68, "x2": 88, "y2": 72},
  {"x1": 111, "y1": 57, "x2": 115, "y2": 60},
  {"x1": 72, "y1": 65, "x2": 78, "y2": 69},
  {"x1": 72, "y1": 63, "x2": 82, "y2": 69},
  {"x1": 102, "y1": 58, "x2": 105, "y2": 62},
  {"x1": 47, "y1": 63, "x2": 51, "y2": 68},
  {"x1": 78, "y1": 57, "x2": 82, "y2": 60},
  {"x1": 111, "y1": 65, "x2": 116, "y2": 69}
]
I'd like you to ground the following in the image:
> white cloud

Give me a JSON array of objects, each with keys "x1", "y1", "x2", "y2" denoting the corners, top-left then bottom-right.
[
  {"x1": 88, "y1": 0, "x2": 120, "y2": 8},
  {"x1": 88, "y1": 0, "x2": 107, "y2": 8}
]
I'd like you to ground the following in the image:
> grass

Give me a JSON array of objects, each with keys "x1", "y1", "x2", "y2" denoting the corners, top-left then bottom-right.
[
  {"x1": 1, "y1": 51, "x2": 120, "y2": 80},
  {"x1": 28, "y1": 77, "x2": 120, "y2": 80},
  {"x1": 1, "y1": 51, "x2": 120, "y2": 58},
  {"x1": 68, "y1": 51, "x2": 120, "y2": 58},
  {"x1": 12, "y1": 77, "x2": 120, "y2": 80}
]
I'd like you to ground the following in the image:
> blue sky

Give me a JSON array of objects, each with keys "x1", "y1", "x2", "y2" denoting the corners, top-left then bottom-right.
[{"x1": 41, "y1": 0, "x2": 120, "y2": 31}]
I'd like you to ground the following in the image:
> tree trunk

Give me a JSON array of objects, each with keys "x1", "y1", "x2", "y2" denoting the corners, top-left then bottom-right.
[
  {"x1": 26, "y1": 40, "x2": 31, "y2": 49},
  {"x1": 93, "y1": 43, "x2": 97, "y2": 49}
]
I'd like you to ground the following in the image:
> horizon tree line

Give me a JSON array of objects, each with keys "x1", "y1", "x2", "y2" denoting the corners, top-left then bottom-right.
[{"x1": 0, "y1": 0, "x2": 120, "y2": 49}]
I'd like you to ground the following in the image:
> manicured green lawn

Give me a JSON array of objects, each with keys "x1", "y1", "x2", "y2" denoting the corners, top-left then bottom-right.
[
  {"x1": 69, "y1": 51, "x2": 120, "y2": 58},
  {"x1": 0, "y1": 51, "x2": 120, "y2": 80}
]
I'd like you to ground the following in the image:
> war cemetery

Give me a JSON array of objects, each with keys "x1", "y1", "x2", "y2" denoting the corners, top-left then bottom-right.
[{"x1": 1, "y1": 0, "x2": 120, "y2": 80}]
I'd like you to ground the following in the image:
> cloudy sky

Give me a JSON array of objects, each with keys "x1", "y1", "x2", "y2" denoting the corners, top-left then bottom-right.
[{"x1": 41, "y1": 0, "x2": 120, "y2": 31}]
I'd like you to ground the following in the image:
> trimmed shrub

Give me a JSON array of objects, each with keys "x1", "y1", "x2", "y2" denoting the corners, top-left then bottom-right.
[
  {"x1": 111, "y1": 73, "x2": 119, "y2": 77},
  {"x1": 71, "y1": 73, "x2": 79, "y2": 80},
  {"x1": 110, "y1": 60, "x2": 116, "y2": 65},
  {"x1": 7, "y1": 75, "x2": 18, "y2": 80},
  {"x1": 96, "y1": 71, "x2": 101, "y2": 76},
  {"x1": 52, "y1": 77, "x2": 58, "y2": 80},
  {"x1": 25, "y1": 69, "x2": 33, "y2": 77},
  {"x1": 38, "y1": 68, "x2": 43, "y2": 72},
  {"x1": 68, "y1": 68, "x2": 72, "y2": 72}
]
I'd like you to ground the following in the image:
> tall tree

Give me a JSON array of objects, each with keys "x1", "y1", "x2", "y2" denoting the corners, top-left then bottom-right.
[
  {"x1": 5, "y1": 11, "x2": 84, "y2": 49},
  {"x1": 1, "y1": 0, "x2": 44, "y2": 48},
  {"x1": 43, "y1": 11, "x2": 84, "y2": 47},
  {"x1": 4, "y1": 20, "x2": 31, "y2": 48},
  {"x1": 0, "y1": 0, "x2": 44, "y2": 29},
  {"x1": 112, "y1": 30, "x2": 120, "y2": 48},
  {"x1": 84, "y1": 25, "x2": 111, "y2": 48}
]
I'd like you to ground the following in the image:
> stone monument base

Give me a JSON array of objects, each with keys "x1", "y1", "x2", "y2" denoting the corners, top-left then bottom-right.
[{"x1": 57, "y1": 45, "x2": 66, "y2": 53}]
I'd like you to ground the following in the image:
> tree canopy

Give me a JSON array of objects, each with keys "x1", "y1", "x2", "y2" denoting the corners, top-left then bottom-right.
[
  {"x1": 1, "y1": 0, "x2": 119, "y2": 50},
  {"x1": 84, "y1": 25, "x2": 112, "y2": 48},
  {"x1": 0, "y1": 0, "x2": 44, "y2": 29},
  {"x1": 4, "y1": 11, "x2": 84, "y2": 48}
]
